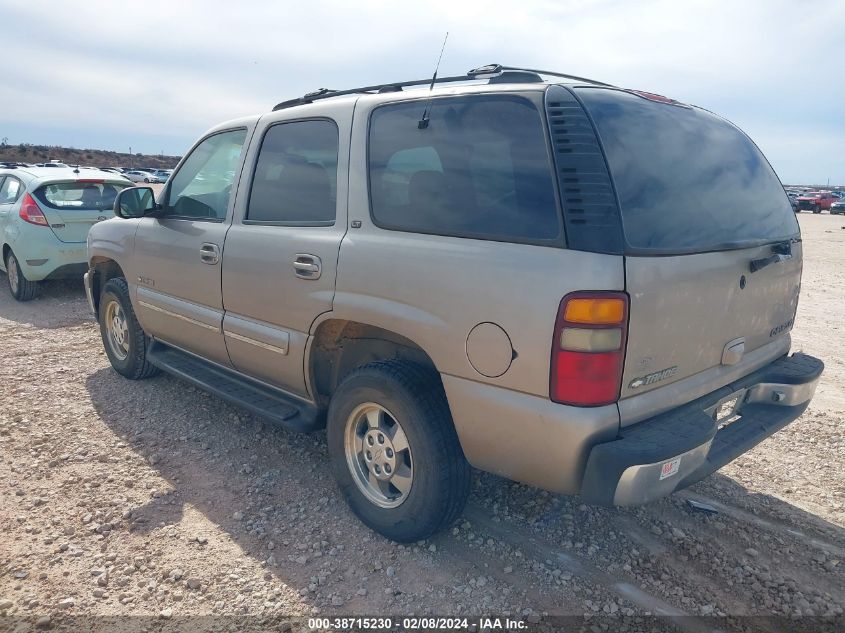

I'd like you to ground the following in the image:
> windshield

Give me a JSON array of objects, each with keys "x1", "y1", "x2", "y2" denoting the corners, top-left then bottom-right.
[
  {"x1": 35, "y1": 182, "x2": 130, "y2": 211},
  {"x1": 576, "y1": 87, "x2": 799, "y2": 253}
]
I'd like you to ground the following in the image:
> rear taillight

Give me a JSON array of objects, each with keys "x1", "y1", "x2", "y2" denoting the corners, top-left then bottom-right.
[
  {"x1": 19, "y1": 193, "x2": 49, "y2": 226},
  {"x1": 550, "y1": 291, "x2": 629, "y2": 406}
]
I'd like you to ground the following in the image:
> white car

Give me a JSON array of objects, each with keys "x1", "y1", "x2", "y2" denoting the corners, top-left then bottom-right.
[
  {"x1": 124, "y1": 170, "x2": 162, "y2": 184},
  {"x1": 0, "y1": 166, "x2": 131, "y2": 300}
]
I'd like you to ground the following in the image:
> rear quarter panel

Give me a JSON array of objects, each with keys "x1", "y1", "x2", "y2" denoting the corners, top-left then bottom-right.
[{"x1": 335, "y1": 94, "x2": 626, "y2": 398}]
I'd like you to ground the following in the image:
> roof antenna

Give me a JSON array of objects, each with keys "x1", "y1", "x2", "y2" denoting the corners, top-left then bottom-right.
[{"x1": 418, "y1": 32, "x2": 449, "y2": 130}]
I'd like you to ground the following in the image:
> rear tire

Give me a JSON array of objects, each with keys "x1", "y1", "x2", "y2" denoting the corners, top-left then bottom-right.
[
  {"x1": 5, "y1": 250, "x2": 38, "y2": 301},
  {"x1": 813, "y1": 205, "x2": 821, "y2": 214},
  {"x1": 99, "y1": 277, "x2": 160, "y2": 380},
  {"x1": 327, "y1": 360, "x2": 471, "y2": 542}
]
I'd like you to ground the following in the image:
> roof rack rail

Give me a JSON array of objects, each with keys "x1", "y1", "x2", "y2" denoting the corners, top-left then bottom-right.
[{"x1": 271, "y1": 64, "x2": 615, "y2": 111}]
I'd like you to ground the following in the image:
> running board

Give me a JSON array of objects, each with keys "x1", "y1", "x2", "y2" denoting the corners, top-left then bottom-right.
[{"x1": 146, "y1": 340, "x2": 321, "y2": 432}]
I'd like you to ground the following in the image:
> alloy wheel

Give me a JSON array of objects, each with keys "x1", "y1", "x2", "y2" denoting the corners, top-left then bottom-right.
[{"x1": 344, "y1": 403, "x2": 413, "y2": 509}]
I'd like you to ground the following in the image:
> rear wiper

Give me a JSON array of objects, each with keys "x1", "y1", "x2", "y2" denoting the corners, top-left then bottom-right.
[{"x1": 749, "y1": 240, "x2": 794, "y2": 273}]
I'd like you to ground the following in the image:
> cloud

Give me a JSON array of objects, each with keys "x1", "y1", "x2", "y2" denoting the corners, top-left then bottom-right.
[{"x1": 1, "y1": 0, "x2": 842, "y2": 182}]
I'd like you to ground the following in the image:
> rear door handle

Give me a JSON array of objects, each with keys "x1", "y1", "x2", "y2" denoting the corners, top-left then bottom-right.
[
  {"x1": 293, "y1": 254, "x2": 321, "y2": 280},
  {"x1": 200, "y1": 242, "x2": 220, "y2": 265}
]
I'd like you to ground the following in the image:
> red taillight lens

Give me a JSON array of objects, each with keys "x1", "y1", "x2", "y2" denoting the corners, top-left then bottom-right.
[
  {"x1": 19, "y1": 193, "x2": 49, "y2": 226},
  {"x1": 550, "y1": 291, "x2": 628, "y2": 406}
]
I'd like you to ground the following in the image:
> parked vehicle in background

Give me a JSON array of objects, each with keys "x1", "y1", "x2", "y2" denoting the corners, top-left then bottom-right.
[
  {"x1": 152, "y1": 169, "x2": 172, "y2": 181},
  {"x1": 85, "y1": 65, "x2": 822, "y2": 542},
  {"x1": 124, "y1": 170, "x2": 162, "y2": 184},
  {"x1": 0, "y1": 167, "x2": 130, "y2": 300},
  {"x1": 796, "y1": 191, "x2": 837, "y2": 213},
  {"x1": 830, "y1": 198, "x2": 845, "y2": 215},
  {"x1": 785, "y1": 190, "x2": 799, "y2": 211}
]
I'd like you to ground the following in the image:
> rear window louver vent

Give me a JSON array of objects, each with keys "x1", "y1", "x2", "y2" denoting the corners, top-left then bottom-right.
[{"x1": 545, "y1": 85, "x2": 624, "y2": 254}]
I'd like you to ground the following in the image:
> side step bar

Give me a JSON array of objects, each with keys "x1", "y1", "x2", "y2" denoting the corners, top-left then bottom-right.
[{"x1": 146, "y1": 340, "x2": 321, "y2": 432}]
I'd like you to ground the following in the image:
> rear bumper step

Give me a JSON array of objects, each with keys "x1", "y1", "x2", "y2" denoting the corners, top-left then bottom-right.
[
  {"x1": 146, "y1": 340, "x2": 321, "y2": 432},
  {"x1": 580, "y1": 353, "x2": 823, "y2": 506}
]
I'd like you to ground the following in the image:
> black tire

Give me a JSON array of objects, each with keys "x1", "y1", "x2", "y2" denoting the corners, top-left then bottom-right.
[
  {"x1": 813, "y1": 205, "x2": 821, "y2": 214},
  {"x1": 5, "y1": 250, "x2": 38, "y2": 301},
  {"x1": 143, "y1": 178, "x2": 150, "y2": 183},
  {"x1": 98, "y1": 277, "x2": 160, "y2": 380},
  {"x1": 327, "y1": 360, "x2": 471, "y2": 542}
]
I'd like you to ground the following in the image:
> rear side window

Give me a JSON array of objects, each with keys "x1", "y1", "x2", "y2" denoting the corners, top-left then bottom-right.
[
  {"x1": 34, "y1": 182, "x2": 130, "y2": 210},
  {"x1": 0, "y1": 177, "x2": 23, "y2": 204},
  {"x1": 368, "y1": 95, "x2": 560, "y2": 242},
  {"x1": 246, "y1": 120, "x2": 338, "y2": 225},
  {"x1": 577, "y1": 88, "x2": 799, "y2": 253}
]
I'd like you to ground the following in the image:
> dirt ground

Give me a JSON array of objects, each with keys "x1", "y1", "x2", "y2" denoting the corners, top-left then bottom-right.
[{"x1": 0, "y1": 213, "x2": 843, "y2": 632}]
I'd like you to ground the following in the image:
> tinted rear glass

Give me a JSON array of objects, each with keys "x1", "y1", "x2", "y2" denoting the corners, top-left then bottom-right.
[
  {"x1": 368, "y1": 95, "x2": 560, "y2": 242},
  {"x1": 34, "y1": 182, "x2": 130, "y2": 211},
  {"x1": 576, "y1": 88, "x2": 799, "y2": 253}
]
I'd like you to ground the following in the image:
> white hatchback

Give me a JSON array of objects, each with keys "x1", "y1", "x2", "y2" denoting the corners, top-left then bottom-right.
[{"x1": 0, "y1": 167, "x2": 131, "y2": 300}]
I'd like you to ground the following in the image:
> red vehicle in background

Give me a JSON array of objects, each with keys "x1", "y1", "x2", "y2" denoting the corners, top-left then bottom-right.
[{"x1": 795, "y1": 191, "x2": 838, "y2": 213}]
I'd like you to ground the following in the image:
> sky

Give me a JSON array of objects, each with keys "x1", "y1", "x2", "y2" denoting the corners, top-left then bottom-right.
[{"x1": 1, "y1": 0, "x2": 843, "y2": 185}]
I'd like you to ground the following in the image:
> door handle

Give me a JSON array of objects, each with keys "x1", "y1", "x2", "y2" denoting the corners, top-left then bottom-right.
[
  {"x1": 293, "y1": 254, "x2": 321, "y2": 280},
  {"x1": 200, "y1": 242, "x2": 220, "y2": 265}
]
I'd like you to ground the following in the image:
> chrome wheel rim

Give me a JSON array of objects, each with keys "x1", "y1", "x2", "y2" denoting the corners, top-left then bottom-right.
[
  {"x1": 344, "y1": 403, "x2": 413, "y2": 509},
  {"x1": 7, "y1": 255, "x2": 19, "y2": 294},
  {"x1": 104, "y1": 300, "x2": 130, "y2": 361}
]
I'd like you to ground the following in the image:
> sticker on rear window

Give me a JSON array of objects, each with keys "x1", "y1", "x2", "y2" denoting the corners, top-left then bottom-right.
[{"x1": 659, "y1": 457, "x2": 681, "y2": 480}]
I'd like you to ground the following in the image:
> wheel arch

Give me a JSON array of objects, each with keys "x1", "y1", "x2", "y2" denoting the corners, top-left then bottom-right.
[
  {"x1": 308, "y1": 319, "x2": 439, "y2": 407},
  {"x1": 89, "y1": 257, "x2": 127, "y2": 317}
]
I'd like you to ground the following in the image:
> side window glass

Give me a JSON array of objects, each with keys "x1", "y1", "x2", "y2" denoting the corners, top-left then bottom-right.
[
  {"x1": 0, "y1": 177, "x2": 22, "y2": 204},
  {"x1": 246, "y1": 120, "x2": 338, "y2": 225},
  {"x1": 368, "y1": 95, "x2": 560, "y2": 241},
  {"x1": 165, "y1": 129, "x2": 247, "y2": 220}
]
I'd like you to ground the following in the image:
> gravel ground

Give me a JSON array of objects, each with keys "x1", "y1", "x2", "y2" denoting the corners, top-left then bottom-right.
[{"x1": 0, "y1": 214, "x2": 843, "y2": 632}]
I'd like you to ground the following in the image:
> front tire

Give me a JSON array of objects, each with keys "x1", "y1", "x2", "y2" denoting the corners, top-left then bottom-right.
[
  {"x1": 327, "y1": 361, "x2": 471, "y2": 542},
  {"x1": 5, "y1": 250, "x2": 38, "y2": 301},
  {"x1": 99, "y1": 277, "x2": 160, "y2": 380}
]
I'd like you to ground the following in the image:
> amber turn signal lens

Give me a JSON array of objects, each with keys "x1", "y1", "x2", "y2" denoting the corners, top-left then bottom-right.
[{"x1": 563, "y1": 298, "x2": 625, "y2": 324}]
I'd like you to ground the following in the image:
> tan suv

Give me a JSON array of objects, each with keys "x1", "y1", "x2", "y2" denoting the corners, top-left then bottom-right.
[{"x1": 85, "y1": 65, "x2": 823, "y2": 542}]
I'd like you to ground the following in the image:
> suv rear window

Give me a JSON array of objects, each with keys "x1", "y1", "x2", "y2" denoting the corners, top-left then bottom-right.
[
  {"x1": 34, "y1": 182, "x2": 130, "y2": 211},
  {"x1": 368, "y1": 95, "x2": 560, "y2": 242},
  {"x1": 576, "y1": 88, "x2": 799, "y2": 253}
]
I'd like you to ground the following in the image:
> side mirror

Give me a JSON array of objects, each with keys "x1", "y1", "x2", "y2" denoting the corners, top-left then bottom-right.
[{"x1": 114, "y1": 186, "x2": 159, "y2": 218}]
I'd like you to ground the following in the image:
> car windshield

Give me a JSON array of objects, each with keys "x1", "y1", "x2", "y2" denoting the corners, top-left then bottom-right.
[{"x1": 35, "y1": 182, "x2": 130, "y2": 211}]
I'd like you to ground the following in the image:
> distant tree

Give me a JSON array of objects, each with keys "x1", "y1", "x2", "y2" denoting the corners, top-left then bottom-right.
[{"x1": 1, "y1": 137, "x2": 7, "y2": 147}]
